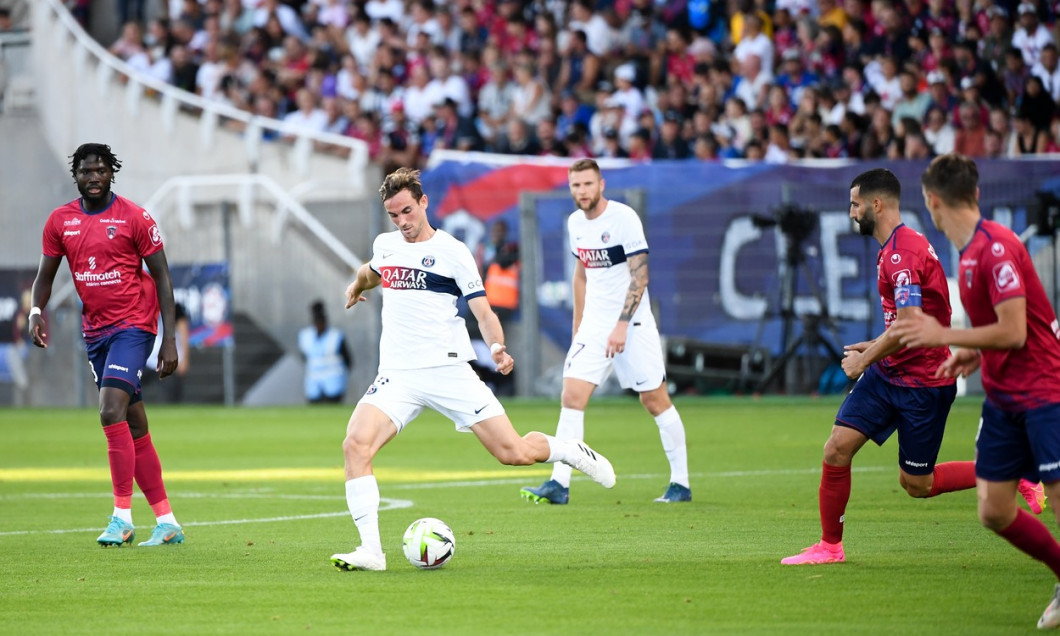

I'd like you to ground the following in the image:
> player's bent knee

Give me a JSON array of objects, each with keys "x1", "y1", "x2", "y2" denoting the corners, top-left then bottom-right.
[
  {"x1": 341, "y1": 434, "x2": 372, "y2": 461},
  {"x1": 902, "y1": 480, "x2": 932, "y2": 498}
]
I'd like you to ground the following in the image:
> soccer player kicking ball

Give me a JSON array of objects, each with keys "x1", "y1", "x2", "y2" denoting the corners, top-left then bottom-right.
[
  {"x1": 891, "y1": 154, "x2": 1060, "y2": 629},
  {"x1": 28, "y1": 143, "x2": 184, "y2": 547},
  {"x1": 781, "y1": 168, "x2": 1044, "y2": 566},
  {"x1": 521, "y1": 158, "x2": 691, "y2": 505},
  {"x1": 330, "y1": 168, "x2": 615, "y2": 572}
]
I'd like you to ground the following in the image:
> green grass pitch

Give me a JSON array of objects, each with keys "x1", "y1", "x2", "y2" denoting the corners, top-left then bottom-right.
[{"x1": 0, "y1": 397, "x2": 1054, "y2": 635}]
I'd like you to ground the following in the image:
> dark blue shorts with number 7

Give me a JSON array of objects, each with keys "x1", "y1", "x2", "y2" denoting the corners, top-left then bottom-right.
[
  {"x1": 835, "y1": 364, "x2": 957, "y2": 476},
  {"x1": 84, "y1": 327, "x2": 155, "y2": 404}
]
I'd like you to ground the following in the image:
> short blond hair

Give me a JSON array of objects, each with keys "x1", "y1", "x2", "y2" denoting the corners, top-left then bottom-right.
[
  {"x1": 379, "y1": 167, "x2": 424, "y2": 203},
  {"x1": 568, "y1": 158, "x2": 601, "y2": 176}
]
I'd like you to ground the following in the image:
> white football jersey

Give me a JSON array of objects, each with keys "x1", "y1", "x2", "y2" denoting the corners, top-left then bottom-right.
[
  {"x1": 567, "y1": 199, "x2": 655, "y2": 334},
  {"x1": 369, "y1": 229, "x2": 485, "y2": 370}
]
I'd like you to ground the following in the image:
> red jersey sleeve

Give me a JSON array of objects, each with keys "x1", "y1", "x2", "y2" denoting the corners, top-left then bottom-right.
[
  {"x1": 979, "y1": 235, "x2": 1026, "y2": 308},
  {"x1": 879, "y1": 246, "x2": 925, "y2": 311},
  {"x1": 41, "y1": 212, "x2": 65, "y2": 258},
  {"x1": 134, "y1": 208, "x2": 165, "y2": 258}
]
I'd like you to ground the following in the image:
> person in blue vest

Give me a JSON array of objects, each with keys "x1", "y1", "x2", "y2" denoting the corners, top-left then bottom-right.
[{"x1": 299, "y1": 300, "x2": 352, "y2": 403}]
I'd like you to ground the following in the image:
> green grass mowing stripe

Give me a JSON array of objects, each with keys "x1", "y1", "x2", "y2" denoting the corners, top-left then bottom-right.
[{"x1": 0, "y1": 397, "x2": 1051, "y2": 635}]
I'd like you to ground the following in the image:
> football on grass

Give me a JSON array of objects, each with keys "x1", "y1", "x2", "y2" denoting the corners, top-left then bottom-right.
[{"x1": 402, "y1": 517, "x2": 455, "y2": 569}]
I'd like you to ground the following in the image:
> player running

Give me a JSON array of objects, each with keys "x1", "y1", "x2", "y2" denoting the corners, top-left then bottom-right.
[
  {"x1": 781, "y1": 168, "x2": 1043, "y2": 566},
  {"x1": 892, "y1": 154, "x2": 1060, "y2": 629},
  {"x1": 330, "y1": 167, "x2": 615, "y2": 572},
  {"x1": 28, "y1": 143, "x2": 184, "y2": 547}
]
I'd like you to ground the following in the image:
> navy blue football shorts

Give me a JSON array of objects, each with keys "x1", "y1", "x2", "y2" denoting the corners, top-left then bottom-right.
[
  {"x1": 85, "y1": 327, "x2": 155, "y2": 404},
  {"x1": 835, "y1": 364, "x2": 957, "y2": 476},
  {"x1": 975, "y1": 400, "x2": 1060, "y2": 484}
]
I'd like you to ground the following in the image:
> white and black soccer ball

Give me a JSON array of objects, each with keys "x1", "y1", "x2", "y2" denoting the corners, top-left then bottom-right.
[{"x1": 402, "y1": 517, "x2": 455, "y2": 570}]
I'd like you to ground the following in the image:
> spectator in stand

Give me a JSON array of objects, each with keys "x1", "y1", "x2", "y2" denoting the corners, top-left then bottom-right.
[
  {"x1": 1031, "y1": 43, "x2": 1060, "y2": 101},
  {"x1": 628, "y1": 127, "x2": 653, "y2": 161},
  {"x1": 556, "y1": 89, "x2": 594, "y2": 140},
  {"x1": 598, "y1": 127, "x2": 629, "y2": 158},
  {"x1": 1012, "y1": 2, "x2": 1054, "y2": 67},
  {"x1": 988, "y1": 106, "x2": 1017, "y2": 156},
  {"x1": 776, "y1": 49, "x2": 820, "y2": 108},
  {"x1": 925, "y1": 69, "x2": 959, "y2": 114},
  {"x1": 509, "y1": 61, "x2": 552, "y2": 126},
  {"x1": 890, "y1": 68, "x2": 932, "y2": 126},
  {"x1": 253, "y1": 0, "x2": 308, "y2": 42},
  {"x1": 924, "y1": 105, "x2": 957, "y2": 154},
  {"x1": 981, "y1": 7, "x2": 1012, "y2": 72},
  {"x1": 568, "y1": 0, "x2": 618, "y2": 58},
  {"x1": 495, "y1": 118, "x2": 542, "y2": 156},
  {"x1": 283, "y1": 87, "x2": 328, "y2": 138},
  {"x1": 1018, "y1": 75, "x2": 1058, "y2": 132},
  {"x1": 536, "y1": 116, "x2": 565, "y2": 157},
  {"x1": 427, "y1": 46, "x2": 473, "y2": 118},
  {"x1": 734, "y1": 12, "x2": 776, "y2": 76},
  {"x1": 954, "y1": 100, "x2": 988, "y2": 156},
  {"x1": 653, "y1": 112, "x2": 691, "y2": 159},
  {"x1": 476, "y1": 62, "x2": 515, "y2": 148},
  {"x1": 1011, "y1": 109, "x2": 1050, "y2": 154},
  {"x1": 558, "y1": 29, "x2": 601, "y2": 102},
  {"x1": 765, "y1": 84, "x2": 794, "y2": 126},
  {"x1": 865, "y1": 1, "x2": 911, "y2": 65},
  {"x1": 733, "y1": 53, "x2": 772, "y2": 112},
  {"x1": 764, "y1": 123, "x2": 795, "y2": 162},
  {"x1": 345, "y1": 12, "x2": 380, "y2": 75}
]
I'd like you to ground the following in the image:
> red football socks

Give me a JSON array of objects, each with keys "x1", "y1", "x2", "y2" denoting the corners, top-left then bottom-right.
[
  {"x1": 103, "y1": 422, "x2": 135, "y2": 509},
  {"x1": 928, "y1": 461, "x2": 977, "y2": 497},
  {"x1": 819, "y1": 461, "x2": 851, "y2": 544},
  {"x1": 133, "y1": 433, "x2": 171, "y2": 516},
  {"x1": 998, "y1": 508, "x2": 1060, "y2": 580}
]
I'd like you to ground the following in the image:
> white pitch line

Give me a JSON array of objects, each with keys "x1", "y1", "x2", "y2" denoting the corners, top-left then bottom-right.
[{"x1": 0, "y1": 465, "x2": 891, "y2": 538}]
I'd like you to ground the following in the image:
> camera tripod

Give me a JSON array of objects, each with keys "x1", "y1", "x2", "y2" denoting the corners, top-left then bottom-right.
[{"x1": 754, "y1": 224, "x2": 844, "y2": 394}]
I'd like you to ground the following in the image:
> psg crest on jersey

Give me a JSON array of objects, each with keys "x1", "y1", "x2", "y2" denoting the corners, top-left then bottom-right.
[
  {"x1": 601, "y1": 231, "x2": 611, "y2": 243},
  {"x1": 421, "y1": 256, "x2": 435, "y2": 268},
  {"x1": 106, "y1": 226, "x2": 117, "y2": 239}
]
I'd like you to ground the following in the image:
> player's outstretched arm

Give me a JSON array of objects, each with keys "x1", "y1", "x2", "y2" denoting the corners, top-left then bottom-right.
[
  {"x1": 468, "y1": 296, "x2": 514, "y2": 375},
  {"x1": 345, "y1": 263, "x2": 381, "y2": 309},
  {"x1": 145, "y1": 250, "x2": 178, "y2": 379},
  {"x1": 28, "y1": 255, "x2": 63, "y2": 349}
]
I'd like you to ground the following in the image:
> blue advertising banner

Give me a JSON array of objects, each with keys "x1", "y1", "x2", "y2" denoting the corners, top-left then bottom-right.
[
  {"x1": 171, "y1": 262, "x2": 232, "y2": 348},
  {"x1": 422, "y1": 156, "x2": 1060, "y2": 356}
]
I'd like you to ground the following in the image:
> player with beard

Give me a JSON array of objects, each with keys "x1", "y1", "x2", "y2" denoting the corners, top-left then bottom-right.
[
  {"x1": 28, "y1": 143, "x2": 184, "y2": 547},
  {"x1": 781, "y1": 167, "x2": 1044, "y2": 565},
  {"x1": 519, "y1": 158, "x2": 692, "y2": 505}
]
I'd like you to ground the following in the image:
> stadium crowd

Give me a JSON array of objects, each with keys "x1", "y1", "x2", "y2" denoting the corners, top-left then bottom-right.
[{"x1": 99, "y1": 0, "x2": 1060, "y2": 168}]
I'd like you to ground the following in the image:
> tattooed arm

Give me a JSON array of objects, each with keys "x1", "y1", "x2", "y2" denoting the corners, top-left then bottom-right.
[{"x1": 606, "y1": 252, "x2": 649, "y2": 358}]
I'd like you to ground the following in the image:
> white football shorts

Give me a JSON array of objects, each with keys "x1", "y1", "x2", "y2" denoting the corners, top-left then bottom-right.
[
  {"x1": 358, "y1": 363, "x2": 506, "y2": 433},
  {"x1": 563, "y1": 321, "x2": 667, "y2": 392}
]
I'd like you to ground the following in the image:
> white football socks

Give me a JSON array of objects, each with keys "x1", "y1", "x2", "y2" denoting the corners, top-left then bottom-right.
[
  {"x1": 112, "y1": 507, "x2": 133, "y2": 524},
  {"x1": 655, "y1": 405, "x2": 689, "y2": 487},
  {"x1": 345, "y1": 475, "x2": 382, "y2": 554},
  {"x1": 549, "y1": 408, "x2": 584, "y2": 488},
  {"x1": 156, "y1": 513, "x2": 178, "y2": 526}
]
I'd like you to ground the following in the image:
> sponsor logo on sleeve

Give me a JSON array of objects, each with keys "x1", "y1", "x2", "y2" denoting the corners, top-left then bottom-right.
[
  {"x1": 892, "y1": 269, "x2": 911, "y2": 287},
  {"x1": 149, "y1": 225, "x2": 162, "y2": 246},
  {"x1": 991, "y1": 242, "x2": 1005, "y2": 256},
  {"x1": 890, "y1": 253, "x2": 901, "y2": 264},
  {"x1": 993, "y1": 261, "x2": 1020, "y2": 293}
]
